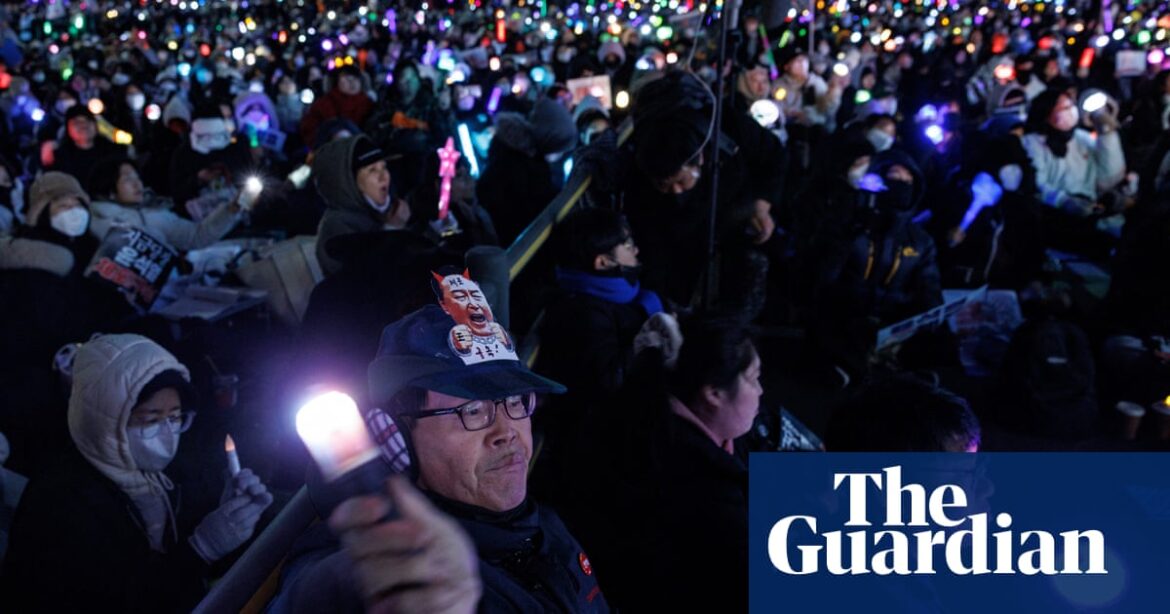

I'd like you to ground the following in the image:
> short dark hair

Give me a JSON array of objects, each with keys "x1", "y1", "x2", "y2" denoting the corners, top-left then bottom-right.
[
  {"x1": 386, "y1": 385, "x2": 428, "y2": 417},
  {"x1": 136, "y1": 369, "x2": 197, "y2": 411},
  {"x1": 553, "y1": 207, "x2": 631, "y2": 272},
  {"x1": 665, "y1": 315, "x2": 757, "y2": 405},
  {"x1": 87, "y1": 156, "x2": 135, "y2": 200},
  {"x1": 825, "y1": 374, "x2": 981, "y2": 452}
]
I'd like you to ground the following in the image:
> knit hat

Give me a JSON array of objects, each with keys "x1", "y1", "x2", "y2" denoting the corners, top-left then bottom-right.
[
  {"x1": 598, "y1": 41, "x2": 626, "y2": 65},
  {"x1": 64, "y1": 104, "x2": 95, "y2": 124},
  {"x1": 528, "y1": 97, "x2": 578, "y2": 155},
  {"x1": 774, "y1": 45, "x2": 807, "y2": 72},
  {"x1": 26, "y1": 171, "x2": 90, "y2": 226},
  {"x1": 162, "y1": 96, "x2": 192, "y2": 126},
  {"x1": 572, "y1": 95, "x2": 610, "y2": 126}
]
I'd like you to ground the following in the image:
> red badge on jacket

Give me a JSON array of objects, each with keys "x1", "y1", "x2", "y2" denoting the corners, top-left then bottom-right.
[{"x1": 579, "y1": 552, "x2": 593, "y2": 576}]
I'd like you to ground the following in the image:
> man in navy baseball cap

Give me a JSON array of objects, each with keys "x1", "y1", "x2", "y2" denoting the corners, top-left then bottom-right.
[{"x1": 358, "y1": 268, "x2": 607, "y2": 611}]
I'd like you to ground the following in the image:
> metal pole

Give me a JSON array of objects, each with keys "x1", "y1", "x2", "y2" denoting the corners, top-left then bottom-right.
[
  {"x1": 705, "y1": 0, "x2": 742, "y2": 309},
  {"x1": 808, "y1": 0, "x2": 815, "y2": 56}
]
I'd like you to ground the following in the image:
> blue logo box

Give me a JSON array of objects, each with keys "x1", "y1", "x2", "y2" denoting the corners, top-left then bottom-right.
[{"x1": 749, "y1": 453, "x2": 1170, "y2": 612}]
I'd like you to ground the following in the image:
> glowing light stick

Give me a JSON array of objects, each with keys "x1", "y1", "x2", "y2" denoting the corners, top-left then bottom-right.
[
  {"x1": 436, "y1": 137, "x2": 461, "y2": 221},
  {"x1": 295, "y1": 390, "x2": 398, "y2": 518},
  {"x1": 1079, "y1": 48, "x2": 1095, "y2": 69},
  {"x1": 296, "y1": 391, "x2": 382, "y2": 482},
  {"x1": 457, "y1": 123, "x2": 480, "y2": 178},
  {"x1": 760, "y1": 24, "x2": 779, "y2": 80},
  {"x1": 1082, "y1": 92, "x2": 1108, "y2": 114},
  {"x1": 238, "y1": 176, "x2": 264, "y2": 210},
  {"x1": 958, "y1": 172, "x2": 1003, "y2": 233}
]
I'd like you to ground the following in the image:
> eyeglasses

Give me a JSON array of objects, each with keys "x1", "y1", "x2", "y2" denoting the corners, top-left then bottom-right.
[
  {"x1": 409, "y1": 393, "x2": 536, "y2": 432},
  {"x1": 131, "y1": 412, "x2": 196, "y2": 439}
]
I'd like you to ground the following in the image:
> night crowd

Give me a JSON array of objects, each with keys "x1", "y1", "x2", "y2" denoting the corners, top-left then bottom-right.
[{"x1": 0, "y1": 0, "x2": 1168, "y2": 611}]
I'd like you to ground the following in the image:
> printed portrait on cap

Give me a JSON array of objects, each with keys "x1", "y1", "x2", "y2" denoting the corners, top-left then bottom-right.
[{"x1": 430, "y1": 268, "x2": 516, "y2": 362}]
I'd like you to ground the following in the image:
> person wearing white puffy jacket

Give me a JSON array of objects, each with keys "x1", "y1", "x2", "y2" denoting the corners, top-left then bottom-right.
[
  {"x1": 85, "y1": 156, "x2": 244, "y2": 252},
  {"x1": 1, "y1": 334, "x2": 272, "y2": 613},
  {"x1": 1020, "y1": 89, "x2": 1127, "y2": 216}
]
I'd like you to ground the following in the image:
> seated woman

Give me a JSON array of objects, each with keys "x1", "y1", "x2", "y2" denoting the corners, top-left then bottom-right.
[
  {"x1": 86, "y1": 156, "x2": 245, "y2": 251},
  {"x1": 557, "y1": 315, "x2": 761, "y2": 613},
  {"x1": 2, "y1": 334, "x2": 273, "y2": 613}
]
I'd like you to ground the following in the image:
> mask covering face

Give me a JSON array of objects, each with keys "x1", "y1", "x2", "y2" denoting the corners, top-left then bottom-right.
[
  {"x1": 866, "y1": 129, "x2": 895, "y2": 153},
  {"x1": 55, "y1": 99, "x2": 76, "y2": 115},
  {"x1": 617, "y1": 263, "x2": 642, "y2": 285},
  {"x1": 189, "y1": 118, "x2": 231, "y2": 154},
  {"x1": 50, "y1": 207, "x2": 89, "y2": 237},
  {"x1": 127, "y1": 93, "x2": 146, "y2": 111},
  {"x1": 127, "y1": 425, "x2": 180, "y2": 472},
  {"x1": 998, "y1": 164, "x2": 1023, "y2": 192},
  {"x1": 879, "y1": 180, "x2": 915, "y2": 212}
]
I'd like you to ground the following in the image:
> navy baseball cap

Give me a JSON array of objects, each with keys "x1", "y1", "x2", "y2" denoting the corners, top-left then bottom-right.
[{"x1": 368, "y1": 271, "x2": 565, "y2": 405}]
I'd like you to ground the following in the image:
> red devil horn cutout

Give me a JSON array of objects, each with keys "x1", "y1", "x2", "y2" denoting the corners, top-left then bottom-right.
[
  {"x1": 432, "y1": 271, "x2": 446, "y2": 283},
  {"x1": 462, "y1": 268, "x2": 471, "y2": 280}
]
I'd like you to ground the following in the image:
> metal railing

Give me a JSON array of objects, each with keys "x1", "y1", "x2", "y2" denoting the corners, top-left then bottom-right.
[
  {"x1": 508, "y1": 119, "x2": 634, "y2": 365},
  {"x1": 505, "y1": 119, "x2": 635, "y2": 282}
]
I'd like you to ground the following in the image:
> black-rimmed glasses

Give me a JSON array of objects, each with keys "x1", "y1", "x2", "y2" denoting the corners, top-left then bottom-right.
[{"x1": 408, "y1": 393, "x2": 536, "y2": 432}]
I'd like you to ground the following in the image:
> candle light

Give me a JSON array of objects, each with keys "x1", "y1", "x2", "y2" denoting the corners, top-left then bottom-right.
[{"x1": 225, "y1": 434, "x2": 241, "y2": 476}]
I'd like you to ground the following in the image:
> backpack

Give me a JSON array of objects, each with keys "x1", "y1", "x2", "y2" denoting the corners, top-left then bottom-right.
[{"x1": 1002, "y1": 318, "x2": 1098, "y2": 439}]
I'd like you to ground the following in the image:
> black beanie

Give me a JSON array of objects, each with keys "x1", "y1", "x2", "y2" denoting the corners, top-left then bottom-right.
[{"x1": 634, "y1": 109, "x2": 708, "y2": 180}]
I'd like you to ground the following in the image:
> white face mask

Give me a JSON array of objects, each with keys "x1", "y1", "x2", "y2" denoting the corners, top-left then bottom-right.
[
  {"x1": 189, "y1": 118, "x2": 232, "y2": 154},
  {"x1": 127, "y1": 93, "x2": 146, "y2": 111},
  {"x1": 50, "y1": 207, "x2": 89, "y2": 237},
  {"x1": 866, "y1": 129, "x2": 895, "y2": 153},
  {"x1": 127, "y1": 425, "x2": 180, "y2": 472},
  {"x1": 998, "y1": 164, "x2": 1023, "y2": 192}
]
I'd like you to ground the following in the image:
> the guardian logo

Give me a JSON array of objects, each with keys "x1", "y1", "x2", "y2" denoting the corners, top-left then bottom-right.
[{"x1": 767, "y1": 466, "x2": 1107, "y2": 576}]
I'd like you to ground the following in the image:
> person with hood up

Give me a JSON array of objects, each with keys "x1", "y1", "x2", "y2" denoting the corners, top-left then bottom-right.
[
  {"x1": 313, "y1": 135, "x2": 411, "y2": 277},
  {"x1": 1021, "y1": 89, "x2": 1126, "y2": 218},
  {"x1": 2, "y1": 334, "x2": 273, "y2": 613},
  {"x1": 299, "y1": 65, "x2": 375, "y2": 148},
  {"x1": 475, "y1": 96, "x2": 577, "y2": 246},
  {"x1": 0, "y1": 171, "x2": 98, "y2": 278},
  {"x1": 813, "y1": 150, "x2": 942, "y2": 378},
  {"x1": 86, "y1": 156, "x2": 245, "y2": 251}
]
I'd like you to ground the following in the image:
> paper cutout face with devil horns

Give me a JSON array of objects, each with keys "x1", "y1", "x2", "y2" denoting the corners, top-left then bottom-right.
[{"x1": 432, "y1": 269, "x2": 516, "y2": 363}]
